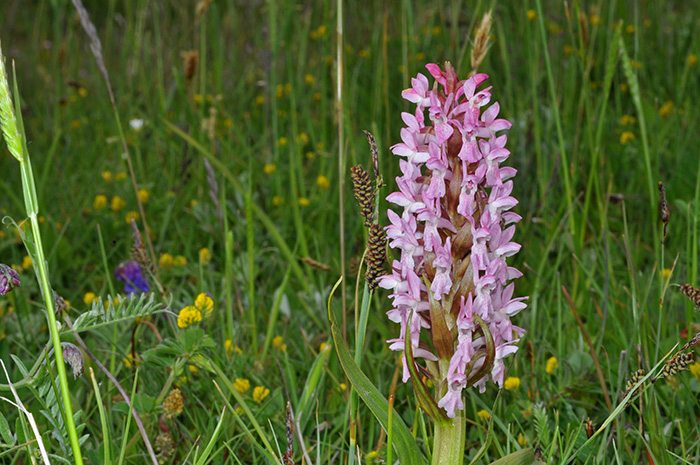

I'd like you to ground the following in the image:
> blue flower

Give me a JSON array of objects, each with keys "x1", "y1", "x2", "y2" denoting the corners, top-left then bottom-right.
[{"x1": 115, "y1": 261, "x2": 149, "y2": 294}]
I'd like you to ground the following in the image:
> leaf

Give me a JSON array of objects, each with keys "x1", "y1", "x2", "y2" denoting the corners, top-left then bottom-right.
[
  {"x1": 328, "y1": 278, "x2": 426, "y2": 464},
  {"x1": 488, "y1": 448, "x2": 541, "y2": 465},
  {"x1": 0, "y1": 411, "x2": 14, "y2": 445}
]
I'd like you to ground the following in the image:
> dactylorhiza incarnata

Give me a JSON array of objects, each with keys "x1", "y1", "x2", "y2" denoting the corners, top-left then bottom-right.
[{"x1": 379, "y1": 63, "x2": 527, "y2": 419}]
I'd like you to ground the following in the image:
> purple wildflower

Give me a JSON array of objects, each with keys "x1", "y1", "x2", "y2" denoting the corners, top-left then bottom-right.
[
  {"x1": 0, "y1": 263, "x2": 20, "y2": 296},
  {"x1": 380, "y1": 63, "x2": 526, "y2": 418},
  {"x1": 115, "y1": 260, "x2": 149, "y2": 294}
]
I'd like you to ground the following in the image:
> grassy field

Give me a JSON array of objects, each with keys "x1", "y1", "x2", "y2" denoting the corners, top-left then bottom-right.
[{"x1": 0, "y1": 1, "x2": 699, "y2": 464}]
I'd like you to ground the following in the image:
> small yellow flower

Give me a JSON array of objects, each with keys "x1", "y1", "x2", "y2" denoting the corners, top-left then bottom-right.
[
  {"x1": 84, "y1": 292, "x2": 96, "y2": 305},
  {"x1": 689, "y1": 362, "x2": 700, "y2": 380},
  {"x1": 71, "y1": 119, "x2": 82, "y2": 129},
  {"x1": 518, "y1": 433, "x2": 528, "y2": 446},
  {"x1": 21, "y1": 255, "x2": 32, "y2": 270},
  {"x1": 224, "y1": 118, "x2": 233, "y2": 128},
  {"x1": 198, "y1": 247, "x2": 211, "y2": 266},
  {"x1": 643, "y1": 19, "x2": 651, "y2": 28},
  {"x1": 188, "y1": 364, "x2": 199, "y2": 375},
  {"x1": 688, "y1": 54, "x2": 698, "y2": 67},
  {"x1": 620, "y1": 131, "x2": 635, "y2": 145},
  {"x1": 527, "y1": 9, "x2": 536, "y2": 21},
  {"x1": 94, "y1": 194, "x2": 108, "y2": 210},
  {"x1": 658, "y1": 101, "x2": 673, "y2": 118},
  {"x1": 620, "y1": 115, "x2": 636, "y2": 126},
  {"x1": 177, "y1": 305, "x2": 202, "y2": 328},
  {"x1": 620, "y1": 83, "x2": 629, "y2": 92},
  {"x1": 125, "y1": 211, "x2": 139, "y2": 224},
  {"x1": 304, "y1": 74, "x2": 316, "y2": 85},
  {"x1": 563, "y1": 45, "x2": 574, "y2": 56},
  {"x1": 626, "y1": 25, "x2": 635, "y2": 34},
  {"x1": 477, "y1": 409, "x2": 490, "y2": 420},
  {"x1": 115, "y1": 171, "x2": 127, "y2": 181},
  {"x1": 255, "y1": 95, "x2": 265, "y2": 105},
  {"x1": 234, "y1": 378, "x2": 251, "y2": 394},
  {"x1": 138, "y1": 188, "x2": 149, "y2": 204},
  {"x1": 277, "y1": 137, "x2": 288, "y2": 147},
  {"x1": 194, "y1": 293, "x2": 214, "y2": 318},
  {"x1": 298, "y1": 197, "x2": 310, "y2": 207},
  {"x1": 225, "y1": 339, "x2": 243, "y2": 356},
  {"x1": 273, "y1": 196, "x2": 284, "y2": 206},
  {"x1": 174, "y1": 255, "x2": 187, "y2": 267},
  {"x1": 661, "y1": 268, "x2": 672, "y2": 282},
  {"x1": 358, "y1": 49, "x2": 370, "y2": 58},
  {"x1": 365, "y1": 450, "x2": 379, "y2": 464},
  {"x1": 504, "y1": 376, "x2": 521, "y2": 390},
  {"x1": 102, "y1": 171, "x2": 113, "y2": 182},
  {"x1": 253, "y1": 385, "x2": 270, "y2": 403},
  {"x1": 284, "y1": 83, "x2": 291, "y2": 95},
  {"x1": 546, "y1": 356, "x2": 558, "y2": 374},
  {"x1": 264, "y1": 163, "x2": 277, "y2": 174},
  {"x1": 297, "y1": 132, "x2": 310, "y2": 144},
  {"x1": 319, "y1": 342, "x2": 328, "y2": 352},
  {"x1": 190, "y1": 199, "x2": 198, "y2": 208},
  {"x1": 194, "y1": 94, "x2": 203, "y2": 104},
  {"x1": 111, "y1": 196, "x2": 126, "y2": 213},
  {"x1": 317, "y1": 25, "x2": 327, "y2": 37},
  {"x1": 78, "y1": 87, "x2": 88, "y2": 98},
  {"x1": 590, "y1": 14, "x2": 601, "y2": 26},
  {"x1": 338, "y1": 383, "x2": 347, "y2": 391},
  {"x1": 432, "y1": 26, "x2": 442, "y2": 35},
  {"x1": 312, "y1": 92, "x2": 321, "y2": 102},
  {"x1": 273, "y1": 335, "x2": 287, "y2": 352},
  {"x1": 160, "y1": 253, "x2": 174, "y2": 269},
  {"x1": 317, "y1": 175, "x2": 330, "y2": 189},
  {"x1": 305, "y1": 151, "x2": 316, "y2": 159}
]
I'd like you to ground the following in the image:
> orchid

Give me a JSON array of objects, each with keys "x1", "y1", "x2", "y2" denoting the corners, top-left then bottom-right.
[{"x1": 380, "y1": 62, "x2": 526, "y2": 420}]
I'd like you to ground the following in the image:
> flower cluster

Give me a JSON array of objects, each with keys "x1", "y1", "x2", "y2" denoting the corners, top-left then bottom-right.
[
  {"x1": 176, "y1": 293, "x2": 214, "y2": 328},
  {"x1": 380, "y1": 63, "x2": 526, "y2": 418},
  {"x1": 115, "y1": 260, "x2": 149, "y2": 294},
  {"x1": 0, "y1": 263, "x2": 20, "y2": 296}
]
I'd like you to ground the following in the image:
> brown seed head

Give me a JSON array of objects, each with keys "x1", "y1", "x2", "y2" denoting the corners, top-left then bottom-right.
[
  {"x1": 130, "y1": 218, "x2": 155, "y2": 278},
  {"x1": 163, "y1": 388, "x2": 183, "y2": 418},
  {"x1": 182, "y1": 50, "x2": 199, "y2": 88},
  {"x1": 655, "y1": 352, "x2": 694, "y2": 382},
  {"x1": 470, "y1": 10, "x2": 493, "y2": 75},
  {"x1": 623, "y1": 368, "x2": 645, "y2": 405},
  {"x1": 351, "y1": 164, "x2": 376, "y2": 228},
  {"x1": 680, "y1": 283, "x2": 700, "y2": 309},
  {"x1": 366, "y1": 224, "x2": 387, "y2": 290}
]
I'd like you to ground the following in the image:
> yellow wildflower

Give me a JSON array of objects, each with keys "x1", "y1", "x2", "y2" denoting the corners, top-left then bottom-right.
[
  {"x1": 70, "y1": 119, "x2": 82, "y2": 129},
  {"x1": 688, "y1": 54, "x2": 698, "y2": 67},
  {"x1": 234, "y1": 378, "x2": 251, "y2": 394},
  {"x1": 661, "y1": 268, "x2": 672, "y2": 282},
  {"x1": 477, "y1": 409, "x2": 490, "y2": 420},
  {"x1": 102, "y1": 171, "x2": 113, "y2": 182},
  {"x1": 518, "y1": 433, "x2": 528, "y2": 446},
  {"x1": 365, "y1": 450, "x2": 379, "y2": 464},
  {"x1": 94, "y1": 194, "x2": 107, "y2": 210},
  {"x1": 319, "y1": 342, "x2": 328, "y2": 352},
  {"x1": 125, "y1": 211, "x2": 139, "y2": 224},
  {"x1": 432, "y1": 26, "x2": 441, "y2": 35},
  {"x1": 174, "y1": 255, "x2": 187, "y2": 267},
  {"x1": 299, "y1": 197, "x2": 310, "y2": 207},
  {"x1": 338, "y1": 383, "x2": 347, "y2": 391},
  {"x1": 255, "y1": 95, "x2": 265, "y2": 105},
  {"x1": 297, "y1": 132, "x2": 310, "y2": 144},
  {"x1": 111, "y1": 196, "x2": 126, "y2": 213},
  {"x1": 689, "y1": 362, "x2": 700, "y2": 380},
  {"x1": 21, "y1": 255, "x2": 32, "y2": 270},
  {"x1": 190, "y1": 199, "x2": 198, "y2": 208},
  {"x1": 225, "y1": 339, "x2": 243, "y2": 356},
  {"x1": 194, "y1": 293, "x2": 214, "y2": 318},
  {"x1": 658, "y1": 101, "x2": 673, "y2": 118},
  {"x1": 546, "y1": 356, "x2": 558, "y2": 374},
  {"x1": 138, "y1": 188, "x2": 149, "y2": 204},
  {"x1": 177, "y1": 305, "x2": 202, "y2": 329},
  {"x1": 305, "y1": 151, "x2": 316, "y2": 159},
  {"x1": 620, "y1": 115, "x2": 636, "y2": 126},
  {"x1": 273, "y1": 196, "x2": 284, "y2": 206},
  {"x1": 590, "y1": 14, "x2": 601, "y2": 26},
  {"x1": 620, "y1": 131, "x2": 635, "y2": 145},
  {"x1": 304, "y1": 74, "x2": 315, "y2": 85},
  {"x1": 115, "y1": 172, "x2": 127, "y2": 181},
  {"x1": 198, "y1": 247, "x2": 211, "y2": 266},
  {"x1": 358, "y1": 48, "x2": 370, "y2": 58},
  {"x1": 264, "y1": 163, "x2": 277, "y2": 174},
  {"x1": 317, "y1": 175, "x2": 330, "y2": 189},
  {"x1": 273, "y1": 335, "x2": 287, "y2": 352},
  {"x1": 194, "y1": 94, "x2": 203, "y2": 104},
  {"x1": 527, "y1": 10, "x2": 536, "y2": 20},
  {"x1": 78, "y1": 87, "x2": 87, "y2": 98},
  {"x1": 160, "y1": 253, "x2": 174, "y2": 269},
  {"x1": 504, "y1": 376, "x2": 521, "y2": 390},
  {"x1": 563, "y1": 45, "x2": 573, "y2": 56},
  {"x1": 620, "y1": 83, "x2": 629, "y2": 92},
  {"x1": 188, "y1": 364, "x2": 199, "y2": 375},
  {"x1": 277, "y1": 137, "x2": 288, "y2": 146},
  {"x1": 84, "y1": 292, "x2": 96, "y2": 305},
  {"x1": 224, "y1": 118, "x2": 233, "y2": 128},
  {"x1": 253, "y1": 386, "x2": 270, "y2": 403}
]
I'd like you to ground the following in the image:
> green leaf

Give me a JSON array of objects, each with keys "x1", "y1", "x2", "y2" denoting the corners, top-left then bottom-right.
[
  {"x1": 488, "y1": 448, "x2": 541, "y2": 465},
  {"x1": 0, "y1": 411, "x2": 14, "y2": 445},
  {"x1": 328, "y1": 279, "x2": 426, "y2": 464}
]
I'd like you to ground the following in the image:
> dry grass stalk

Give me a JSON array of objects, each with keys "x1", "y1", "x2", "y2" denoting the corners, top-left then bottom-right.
[
  {"x1": 203, "y1": 157, "x2": 223, "y2": 230},
  {"x1": 470, "y1": 10, "x2": 493, "y2": 76},
  {"x1": 658, "y1": 181, "x2": 669, "y2": 241},
  {"x1": 182, "y1": 50, "x2": 199, "y2": 89}
]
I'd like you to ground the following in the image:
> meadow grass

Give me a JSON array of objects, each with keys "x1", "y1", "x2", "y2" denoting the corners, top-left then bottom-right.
[{"x1": 0, "y1": 1, "x2": 699, "y2": 464}]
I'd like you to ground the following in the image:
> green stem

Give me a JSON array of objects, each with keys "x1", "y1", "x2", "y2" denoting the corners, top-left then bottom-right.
[{"x1": 432, "y1": 407, "x2": 465, "y2": 465}]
